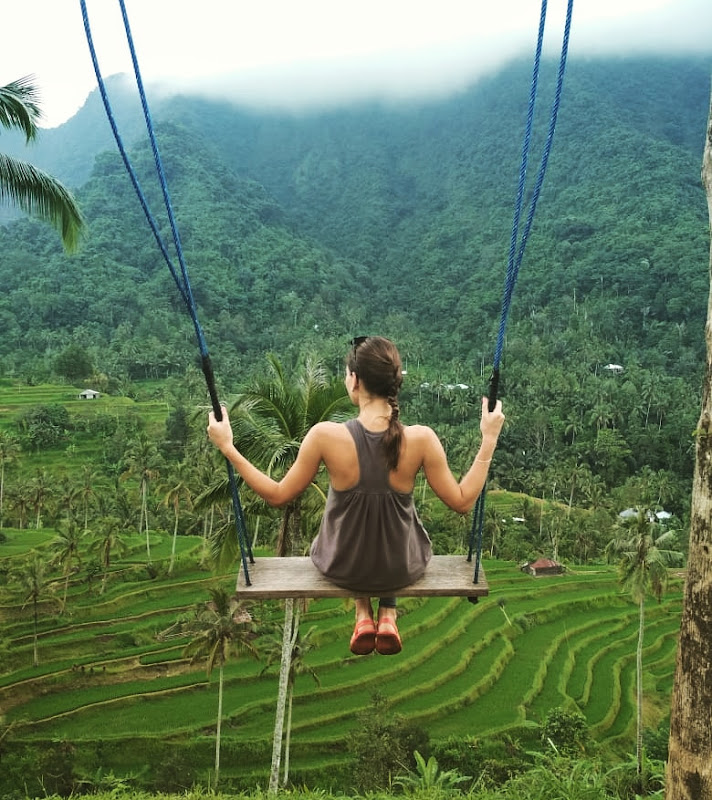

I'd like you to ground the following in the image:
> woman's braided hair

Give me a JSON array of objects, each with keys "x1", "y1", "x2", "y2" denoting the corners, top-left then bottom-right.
[{"x1": 347, "y1": 336, "x2": 404, "y2": 470}]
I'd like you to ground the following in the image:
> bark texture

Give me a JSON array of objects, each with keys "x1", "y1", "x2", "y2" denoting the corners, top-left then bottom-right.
[{"x1": 666, "y1": 90, "x2": 712, "y2": 800}]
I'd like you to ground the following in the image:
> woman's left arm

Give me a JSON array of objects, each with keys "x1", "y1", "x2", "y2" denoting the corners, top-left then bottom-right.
[{"x1": 208, "y1": 407, "x2": 323, "y2": 507}]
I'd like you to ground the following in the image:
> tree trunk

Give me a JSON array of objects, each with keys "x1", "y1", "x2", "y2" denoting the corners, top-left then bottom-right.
[
  {"x1": 282, "y1": 684, "x2": 294, "y2": 788},
  {"x1": 269, "y1": 597, "x2": 294, "y2": 794},
  {"x1": 142, "y1": 480, "x2": 151, "y2": 563},
  {"x1": 0, "y1": 461, "x2": 5, "y2": 529},
  {"x1": 636, "y1": 597, "x2": 644, "y2": 776},
  {"x1": 215, "y1": 664, "x2": 224, "y2": 788},
  {"x1": 666, "y1": 90, "x2": 712, "y2": 800},
  {"x1": 32, "y1": 596, "x2": 39, "y2": 667},
  {"x1": 169, "y1": 507, "x2": 178, "y2": 574}
]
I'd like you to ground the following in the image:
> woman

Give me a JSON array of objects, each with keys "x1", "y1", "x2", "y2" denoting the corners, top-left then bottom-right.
[{"x1": 207, "y1": 336, "x2": 504, "y2": 656}]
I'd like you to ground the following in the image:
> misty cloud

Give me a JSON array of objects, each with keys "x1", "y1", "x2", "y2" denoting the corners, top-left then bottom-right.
[{"x1": 149, "y1": 0, "x2": 711, "y2": 114}]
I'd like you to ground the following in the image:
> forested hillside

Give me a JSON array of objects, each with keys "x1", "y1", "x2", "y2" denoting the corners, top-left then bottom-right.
[{"x1": 0, "y1": 55, "x2": 710, "y2": 516}]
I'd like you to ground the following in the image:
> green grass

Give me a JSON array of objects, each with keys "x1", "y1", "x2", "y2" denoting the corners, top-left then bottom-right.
[
  {"x1": 1, "y1": 550, "x2": 683, "y2": 785},
  {"x1": 0, "y1": 378, "x2": 683, "y2": 783},
  {"x1": 0, "y1": 380, "x2": 169, "y2": 480}
]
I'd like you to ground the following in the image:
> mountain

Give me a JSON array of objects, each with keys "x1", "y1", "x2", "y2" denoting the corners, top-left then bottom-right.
[
  {"x1": 1, "y1": 55, "x2": 710, "y2": 380},
  {"x1": 1, "y1": 53, "x2": 710, "y2": 511}
]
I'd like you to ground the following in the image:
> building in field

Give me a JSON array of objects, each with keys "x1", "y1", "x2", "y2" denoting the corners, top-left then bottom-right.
[{"x1": 521, "y1": 558, "x2": 564, "y2": 577}]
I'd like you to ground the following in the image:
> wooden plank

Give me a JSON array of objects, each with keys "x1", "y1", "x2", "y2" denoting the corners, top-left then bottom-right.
[{"x1": 234, "y1": 556, "x2": 488, "y2": 599}]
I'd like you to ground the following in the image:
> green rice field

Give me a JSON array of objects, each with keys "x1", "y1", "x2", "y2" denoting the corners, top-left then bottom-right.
[{"x1": 0, "y1": 532, "x2": 683, "y2": 786}]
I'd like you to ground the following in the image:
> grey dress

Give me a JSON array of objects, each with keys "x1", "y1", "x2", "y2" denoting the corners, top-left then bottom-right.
[{"x1": 310, "y1": 419, "x2": 432, "y2": 593}]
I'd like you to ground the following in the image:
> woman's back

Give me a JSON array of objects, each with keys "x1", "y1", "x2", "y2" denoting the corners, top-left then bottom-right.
[
  {"x1": 316, "y1": 419, "x2": 434, "y2": 494},
  {"x1": 310, "y1": 418, "x2": 432, "y2": 592}
]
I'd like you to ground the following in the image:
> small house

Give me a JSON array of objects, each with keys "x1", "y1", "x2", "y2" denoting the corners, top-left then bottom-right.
[
  {"x1": 78, "y1": 389, "x2": 100, "y2": 400},
  {"x1": 521, "y1": 558, "x2": 564, "y2": 577}
]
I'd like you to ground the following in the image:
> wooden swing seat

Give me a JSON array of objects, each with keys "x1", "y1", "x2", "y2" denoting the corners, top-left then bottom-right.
[{"x1": 234, "y1": 556, "x2": 488, "y2": 599}]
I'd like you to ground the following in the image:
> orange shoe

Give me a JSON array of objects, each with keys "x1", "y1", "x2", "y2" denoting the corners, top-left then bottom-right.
[
  {"x1": 350, "y1": 618, "x2": 377, "y2": 655},
  {"x1": 376, "y1": 617, "x2": 402, "y2": 655}
]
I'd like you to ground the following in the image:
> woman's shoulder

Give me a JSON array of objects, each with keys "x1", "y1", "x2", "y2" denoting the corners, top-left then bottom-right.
[
  {"x1": 403, "y1": 422, "x2": 435, "y2": 434},
  {"x1": 403, "y1": 423, "x2": 439, "y2": 444},
  {"x1": 309, "y1": 420, "x2": 354, "y2": 440}
]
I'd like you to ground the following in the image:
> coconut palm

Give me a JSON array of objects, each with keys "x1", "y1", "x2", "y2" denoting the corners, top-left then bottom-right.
[
  {"x1": 0, "y1": 76, "x2": 84, "y2": 251},
  {"x1": 183, "y1": 587, "x2": 258, "y2": 788},
  {"x1": 261, "y1": 619, "x2": 321, "y2": 787},
  {"x1": 121, "y1": 433, "x2": 162, "y2": 563},
  {"x1": 205, "y1": 354, "x2": 349, "y2": 794},
  {"x1": 0, "y1": 431, "x2": 20, "y2": 529},
  {"x1": 78, "y1": 465, "x2": 98, "y2": 531},
  {"x1": 53, "y1": 474, "x2": 80, "y2": 526},
  {"x1": 226, "y1": 354, "x2": 351, "y2": 557},
  {"x1": 13, "y1": 554, "x2": 57, "y2": 666},
  {"x1": 607, "y1": 510, "x2": 683, "y2": 777},
  {"x1": 29, "y1": 468, "x2": 52, "y2": 529},
  {"x1": 88, "y1": 516, "x2": 128, "y2": 594},
  {"x1": 7, "y1": 480, "x2": 31, "y2": 529},
  {"x1": 50, "y1": 519, "x2": 84, "y2": 612},
  {"x1": 159, "y1": 461, "x2": 194, "y2": 575}
]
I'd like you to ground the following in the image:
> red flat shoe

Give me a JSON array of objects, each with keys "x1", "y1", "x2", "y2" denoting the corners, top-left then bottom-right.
[
  {"x1": 350, "y1": 618, "x2": 377, "y2": 655},
  {"x1": 376, "y1": 618, "x2": 402, "y2": 655}
]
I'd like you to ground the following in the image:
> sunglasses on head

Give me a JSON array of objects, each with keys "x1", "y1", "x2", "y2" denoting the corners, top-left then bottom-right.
[{"x1": 350, "y1": 336, "x2": 368, "y2": 349}]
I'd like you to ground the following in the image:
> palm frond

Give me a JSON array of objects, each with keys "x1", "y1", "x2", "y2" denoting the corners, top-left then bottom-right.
[
  {"x1": 208, "y1": 518, "x2": 242, "y2": 573},
  {"x1": 0, "y1": 154, "x2": 84, "y2": 251},
  {"x1": 0, "y1": 76, "x2": 42, "y2": 141}
]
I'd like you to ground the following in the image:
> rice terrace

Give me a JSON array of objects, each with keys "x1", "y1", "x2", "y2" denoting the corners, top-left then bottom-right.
[
  {"x1": 0, "y1": 381, "x2": 683, "y2": 795},
  {"x1": 2, "y1": 0, "x2": 711, "y2": 791}
]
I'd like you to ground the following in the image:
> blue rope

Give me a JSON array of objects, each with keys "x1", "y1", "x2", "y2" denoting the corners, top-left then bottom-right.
[
  {"x1": 471, "y1": 0, "x2": 574, "y2": 584},
  {"x1": 79, "y1": 0, "x2": 253, "y2": 584},
  {"x1": 493, "y1": 0, "x2": 574, "y2": 371}
]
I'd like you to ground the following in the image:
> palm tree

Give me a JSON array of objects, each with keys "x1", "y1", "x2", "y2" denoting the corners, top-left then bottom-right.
[
  {"x1": 607, "y1": 511, "x2": 683, "y2": 777},
  {"x1": 0, "y1": 76, "x2": 84, "y2": 251},
  {"x1": 88, "y1": 516, "x2": 128, "y2": 594},
  {"x1": 160, "y1": 461, "x2": 194, "y2": 575},
  {"x1": 218, "y1": 354, "x2": 350, "y2": 794},
  {"x1": 121, "y1": 433, "x2": 162, "y2": 564},
  {"x1": 29, "y1": 468, "x2": 52, "y2": 529},
  {"x1": 50, "y1": 520, "x2": 84, "y2": 612},
  {"x1": 261, "y1": 618, "x2": 321, "y2": 787},
  {"x1": 0, "y1": 431, "x2": 20, "y2": 529},
  {"x1": 227, "y1": 354, "x2": 351, "y2": 557},
  {"x1": 13, "y1": 554, "x2": 56, "y2": 666},
  {"x1": 7, "y1": 480, "x2": 31, "y2": 529},
  {"x1": 183, "y1": 587, "x2": 258, "y2": 788},
  {"x1": 484, "y1": 505, "x2": 504, "y2": 559},
  {"x1": 78, "y1": 465, "x2": 98, "y2": 531},
  {"x1": 53, "y1": 474, "x2": 80, "y2": 526}
]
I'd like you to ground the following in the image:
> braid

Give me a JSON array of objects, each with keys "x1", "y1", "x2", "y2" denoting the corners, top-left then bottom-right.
[{"x1": 383, "y1": 391, "x2": 403, "y2": 471}]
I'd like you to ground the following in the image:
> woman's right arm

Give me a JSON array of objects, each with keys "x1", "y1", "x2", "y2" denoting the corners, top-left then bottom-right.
[
  {"x1": 422, "y1": 397, "x2": 504, "y2": 514},
  {"x1": 208, "y1": 407, "x2": 323, "y2": 507}
]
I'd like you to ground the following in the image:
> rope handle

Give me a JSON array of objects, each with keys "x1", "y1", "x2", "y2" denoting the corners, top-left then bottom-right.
[
  {"x1": 487, "y1": 368, "x2": 500, "y2": 413},
  {"x1": 201, "y1": 354, "x2": 223, "y2": 421}
]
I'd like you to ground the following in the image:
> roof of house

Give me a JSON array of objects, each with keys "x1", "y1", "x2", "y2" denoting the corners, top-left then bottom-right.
[{"x1": 527, "y1": 558, "x2": 562, "y2": 569}]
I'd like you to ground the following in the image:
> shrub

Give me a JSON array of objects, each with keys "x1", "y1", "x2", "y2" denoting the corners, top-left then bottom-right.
[{"x1": 541, "y1": 708, "x2": 592, "y2": 757}]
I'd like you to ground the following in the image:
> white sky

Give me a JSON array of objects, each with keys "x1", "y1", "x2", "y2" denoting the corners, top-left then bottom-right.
[{"x1": 3, "y1": 0, "x2": 711, "y2": 128}]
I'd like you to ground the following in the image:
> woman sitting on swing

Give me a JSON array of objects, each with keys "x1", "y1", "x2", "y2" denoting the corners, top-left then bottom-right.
[{"x1": 208, "y1": 336, "x2": 504, "y2": 656}]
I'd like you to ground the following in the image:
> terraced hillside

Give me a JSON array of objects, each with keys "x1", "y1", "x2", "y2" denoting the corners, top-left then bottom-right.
[{"x1": 0, "y1": 531, "x2": 683, "y2": 788}]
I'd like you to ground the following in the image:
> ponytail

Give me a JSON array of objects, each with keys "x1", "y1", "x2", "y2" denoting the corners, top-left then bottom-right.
[
  {"x1": 348, "y1": 335, "x2": 404, "y2": 470},
  {"x1": 383, "y1": 394, "x2": 403, "y2": 471}
]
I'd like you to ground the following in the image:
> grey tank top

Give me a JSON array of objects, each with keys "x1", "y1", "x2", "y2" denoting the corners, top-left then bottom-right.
[{"x1": 310, "y1": 418, "x2": 432, "y2": 593}]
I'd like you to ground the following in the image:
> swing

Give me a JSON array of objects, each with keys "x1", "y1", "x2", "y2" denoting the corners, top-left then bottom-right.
[{"x1": 80, "y1": 0, "x2": 573, "y2": 601}]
